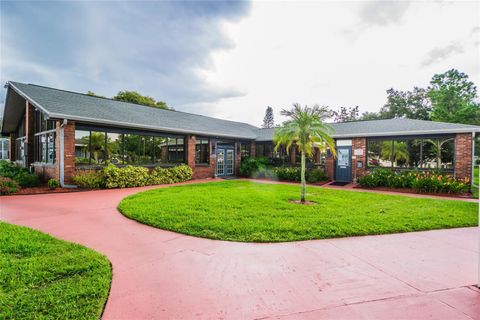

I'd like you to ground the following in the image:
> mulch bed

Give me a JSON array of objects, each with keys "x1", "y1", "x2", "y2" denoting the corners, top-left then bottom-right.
[
  {"x1": 353, "y1": 185, "x2": 474, "y2": 199},
  {"x1": 5, "y1": 186, "x2": 86, "y2": 196}
]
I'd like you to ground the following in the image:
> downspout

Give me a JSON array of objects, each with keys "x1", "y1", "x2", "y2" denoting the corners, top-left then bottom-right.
[{"x1": 59, "y1": 119, "x2": 77, "y2": 188}]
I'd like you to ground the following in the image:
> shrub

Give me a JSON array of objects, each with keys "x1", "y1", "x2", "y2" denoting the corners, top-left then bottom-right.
[
  {"x1": 14, "y1": 172, "x2": 40, "y2": 188},
  {"x1": 274, "y1": 166, "x2": 300, "y2": 181},
  {"x1": 0, "y1": 160, "x2": 27, "y2": 179},
  {"x1": 0, "y1": 177, "x2": 19, "y2": 195},
  {"x1": 238, "y1": 157, "x2": 269, "y2": 177},
  {"x1": 73, "y1": 171, "x2": 105, "y2": 189},
  {"x1": 48, "y1": 179, "x2": 60, "y2": 190},
  {"x1": 307, "y1": 169, "x2": 328, "y2": 183},
  {"x1": 150, "y1": 164, "x2": 193, "y2": 185},
  {"x1": 358, "y1": 168, "x2": 468, "y2": 194},
  {"x1": 102, "y1": 164, "x2": 149, "y2": 188}
]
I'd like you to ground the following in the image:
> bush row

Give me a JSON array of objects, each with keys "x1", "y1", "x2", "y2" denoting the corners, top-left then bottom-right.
[
  {"x1": 357, "y1": 168, "x2": 468, "y2": 194},
  {"x1": 238, "y1": 157, "x2": 328, "y2": 183},
  {"x1": 73, "y1": 164, "x2": 193, "y2": 189}
]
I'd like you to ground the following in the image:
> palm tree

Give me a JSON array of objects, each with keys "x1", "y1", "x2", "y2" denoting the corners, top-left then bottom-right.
[{"x1": 274, "y1": 104, "x2": 336, "y2": 203}]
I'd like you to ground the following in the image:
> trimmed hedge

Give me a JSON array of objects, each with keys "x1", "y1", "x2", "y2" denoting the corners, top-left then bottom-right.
[
  {"x1": 238, "y1": 157, "x2": 328, "y2": 183},
  {"x1": 73, "y1": 164, "x2": 193, "y2": 189},
  {"x1": 358, "y1": 168, "x2": 468, "y2": 194}
]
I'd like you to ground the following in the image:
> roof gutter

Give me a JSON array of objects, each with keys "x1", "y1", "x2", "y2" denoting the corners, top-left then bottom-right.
[{"x1": 48, "y1": 112, "x2": 258, "y2": 140}]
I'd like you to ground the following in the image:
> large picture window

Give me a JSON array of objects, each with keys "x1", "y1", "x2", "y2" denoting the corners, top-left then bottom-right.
[
  {"x1": 33, "y1": 110, "x2": 56, "y2": 164},
  {"x1": 195, "y1": 137, "x2": 209, "y2": 164},
  {"x1": 367, "y1": 136, "x2": 455, "y2": 171},
  {"x1": 75, "y1": 127, "x2": 185, "y2": 167}
]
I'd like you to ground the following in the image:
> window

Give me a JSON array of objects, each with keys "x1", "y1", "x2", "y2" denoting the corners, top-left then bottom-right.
[
  {"x1": 0, "y1": 138, "x2": 9, "y2": 160},
  {"x1": 33, "y1": 111, "x2": 56, "y2": 164},
  {"x1": 91, "y1": 131, "x2": 106, "y2": 165},
  {"x1": 195, "y1": 137, "x2": 209, "y2": 164},
  {"x1": 75, "y1": 130, "x2": 91, "y2": 164},
  {"x1": 240, "y1": 143, "x2": 250, "y2": 159},
  {"x1": 107, "y1": 133, "x2": 123, "y2": 164},
  {"x1": 168, "y1": 137, "x2": 184, "y2": 163},
  {"x1": 75, "y1": 128, "x2": 185, "y2": 166},
  {"x1": 367, "y1": 136, "x2": 455, "y2": 171},
  {"x1": 256, "y1": 143, "x2": 265, "y2": 157}
]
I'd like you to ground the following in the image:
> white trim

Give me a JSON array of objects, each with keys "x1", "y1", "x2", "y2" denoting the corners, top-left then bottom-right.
[
  {"x1": 48, "y1": 112, "x2": 257, "y2": 140},
  {"x1": 333, "y1": 128, "x2": 480, "y2": 138}
]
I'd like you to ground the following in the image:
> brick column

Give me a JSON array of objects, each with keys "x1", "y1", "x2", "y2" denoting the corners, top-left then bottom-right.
[
  {"x1": 234, "y1": 142, "x2": 241, "y2": 175},
  {"x1": 454, "y1": 133, "x2": 473, "y2": 182},
  {"x1": 249, "y1": 142, "x2": 256, "y2": 158},
  {"x1": 63, "y1": 121, "x2": 76, "y2": 184},
  {"x1": 352, "y1": 137, "x2": 367, "y2": 180},
  {"x1": 25, "y1": 102, "x2": 35, "y2": 167},
  {"x1": 187, "y1": 135, "x2": 196, "y2": 169},
  {"x1": 9, "y1": 133, "x2": 17, "y2": 161}
]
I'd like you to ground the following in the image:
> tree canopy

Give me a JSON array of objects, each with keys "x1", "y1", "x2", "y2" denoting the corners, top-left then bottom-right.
[
  {"x1": 428, "y1": 69, "x2": 480, "y2": 124},
  {"x1": 113, "y1": 91, "x2": 169, "y2": 110}
]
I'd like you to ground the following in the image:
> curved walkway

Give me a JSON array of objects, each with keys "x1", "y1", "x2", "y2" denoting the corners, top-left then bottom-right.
[{"x1": 1, "y1": 180, "x2": 479, "y2": 319}]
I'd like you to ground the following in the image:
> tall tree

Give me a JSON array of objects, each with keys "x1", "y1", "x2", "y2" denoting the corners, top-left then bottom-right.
[
  {"x1": 262, "y1": 106, "x2": 275, "y2": 128},
  {"x1": 274, "y1": 104, "x2": 336, "y2": 203},
  {"x1": 379, "y1": 87, "x2": 431, "y2": 120},
  {"x1": 333, "y1": 106, "x2": 360, "y2": 122},
  {"x1": 429, "y1": 69, "x2": 480, "y2": 124},
  {"x1": 113, "y1": 91, "x2": 169, "y2": 110}
]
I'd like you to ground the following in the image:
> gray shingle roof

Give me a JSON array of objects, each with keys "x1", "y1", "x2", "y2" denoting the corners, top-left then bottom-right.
[
  {"x1": 7, "y1": 82, "x2": 260, "y2": 139},
  {"x1": 4, "y1": 81, "x2": 480, "y2": 140}
]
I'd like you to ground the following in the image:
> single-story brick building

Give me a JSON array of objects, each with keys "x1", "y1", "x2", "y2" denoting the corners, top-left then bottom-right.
[{"x1": 2, "y1": 81, "x2": 479, "y2": 186}]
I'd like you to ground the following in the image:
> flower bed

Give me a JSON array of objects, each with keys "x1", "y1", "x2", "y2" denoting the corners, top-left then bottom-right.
[{"x1": 357, "y1": 168, "x2": 470, "y2": 195}]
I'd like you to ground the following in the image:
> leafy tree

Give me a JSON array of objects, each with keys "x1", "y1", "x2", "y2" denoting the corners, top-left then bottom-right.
[
  {"x1": 262, "y1": 106, "x2": 275, "y2": 128},
  {"x1": 360, "y1": 111, "x2": 382, "y2": 120},
  {"x1": 86, "y1": 91, "x2": 106, "y2": 98},
  {"x1": 332, "y1": 106, "x2": 360, "y2": 122},
  {"x1": 274, "y1": 104, "x2": 336, "y2": 203},
  {"x1": 378, "y1": 87, "x2": 431, "y2": 120},
  {"x1": 429, "y1": 69, "x2": 480, "y2": 124},
  {"x1": 113, "y1": 91, "x2": 169, "y2": 110}
]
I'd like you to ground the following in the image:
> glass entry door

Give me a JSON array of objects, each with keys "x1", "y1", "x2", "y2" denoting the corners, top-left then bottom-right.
[
  {"x1": 216, "y1": 146, "x2": 235, "y2": 176},
  {"x1": 216, "y1": 148, "x2": 225, "y2": 176},
  {"x1": 226, "y1": 149, "x2": 234, "y2": 175}
]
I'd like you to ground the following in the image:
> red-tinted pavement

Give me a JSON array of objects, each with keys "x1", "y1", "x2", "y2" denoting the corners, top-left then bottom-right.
[{"x1": 1, "y1": 181, "x2": 479, "y2": 319}]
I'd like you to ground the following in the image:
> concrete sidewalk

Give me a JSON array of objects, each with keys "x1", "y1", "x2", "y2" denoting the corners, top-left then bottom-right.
[{"x1": 1, "y1": 182, "x2": 479, "y2": 319}]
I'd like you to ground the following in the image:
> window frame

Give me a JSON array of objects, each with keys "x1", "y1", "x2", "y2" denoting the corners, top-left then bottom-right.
[
  {"x1": 195, "y1": 136, "x2": 210, "y2": 165},
  {"x1": 366, "y1": 134, "x2": 456, "y2": 172}
]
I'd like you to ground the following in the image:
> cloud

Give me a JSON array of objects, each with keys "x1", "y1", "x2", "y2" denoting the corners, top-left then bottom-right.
[
  {"x1": 0, "y1": 1, "x2": 251, "y2": 111},
  {"x1": 358, "y1": 0, "x2": 411, "y2": 27},
  {"x1": 421, "y1": 43, "x2": 464, "y2": 66}
]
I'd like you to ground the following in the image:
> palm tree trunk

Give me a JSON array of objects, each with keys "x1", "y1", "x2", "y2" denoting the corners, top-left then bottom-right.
[{"x1": 301, "y1": 151, "x2": 306, "y2": 203}]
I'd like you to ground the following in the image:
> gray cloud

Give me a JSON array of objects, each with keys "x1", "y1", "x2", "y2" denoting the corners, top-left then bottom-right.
[
  {"x1": 358, "y1": 0, "x2": 410, "y2": 27},
  {"x1": 0, "y1": 1, "x2": 251, "y2": 112},
  {"x1": 421, "y1": 43, "x2": 464, "y2": 67}
]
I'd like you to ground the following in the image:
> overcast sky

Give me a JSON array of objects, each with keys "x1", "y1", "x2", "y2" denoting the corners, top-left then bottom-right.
[{"x1": 1, "y1": 1, "x2": 479, "y2": 126}]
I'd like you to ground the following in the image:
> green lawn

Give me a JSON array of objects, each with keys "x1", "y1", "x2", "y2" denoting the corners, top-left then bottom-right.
[
  {"x1": 118, "y1": 180, "x2": 478, "y2": 242},
  {"x1": 0, "y1": 222, "x2": 112, "y2": 319},
  {"x1": 472, "y1": 166, "x2": 479, "y2": 198}
]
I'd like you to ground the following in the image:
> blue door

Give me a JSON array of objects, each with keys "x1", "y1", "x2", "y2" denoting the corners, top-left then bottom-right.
[{"x1": 335, "y1": 146, "x2": 352, "y2": 182}]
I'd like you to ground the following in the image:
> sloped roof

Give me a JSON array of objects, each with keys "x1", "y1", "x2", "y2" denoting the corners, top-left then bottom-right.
[
  {"x1": 4, "y1": 82, "x2": 259, "y2": 139},
  {"x1": 3, "y1": 81, "x2": 480, "y2": 140}
]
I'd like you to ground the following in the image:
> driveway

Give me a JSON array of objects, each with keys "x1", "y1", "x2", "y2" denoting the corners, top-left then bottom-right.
[{"x1": 1, "y1": 182, "x2": 479, "y2": 319}]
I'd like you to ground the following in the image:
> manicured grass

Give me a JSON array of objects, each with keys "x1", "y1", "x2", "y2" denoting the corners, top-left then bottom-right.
[
  {"x1": 118, "y1": 180, "x2": 478, "y2": 242},
  {"x1": 472, "y1": 166, "x2": 479, "y2": 198},
  {"x1": 0, "y1": 222, "x2": 112, "y2": 319}
]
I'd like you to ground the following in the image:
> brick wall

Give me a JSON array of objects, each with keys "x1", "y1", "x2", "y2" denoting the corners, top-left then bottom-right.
[
  {"x1": 455, "y1": 133, "x2": 473, "y2": 182},
  {"x1": 351, "y1": 137, "x2": 367, "y2": 181},
  {"x1": 187, "y1": 135, "x2": 215, "y2": 179}
]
